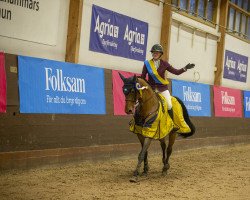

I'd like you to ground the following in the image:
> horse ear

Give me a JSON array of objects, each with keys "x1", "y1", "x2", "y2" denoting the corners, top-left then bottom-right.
[
  {"x1": 133, "y1": 74, "x2": 137, "y2": 82},
  {"x1": 118, "y1": 72, "x2": 126, "y2": 82}
]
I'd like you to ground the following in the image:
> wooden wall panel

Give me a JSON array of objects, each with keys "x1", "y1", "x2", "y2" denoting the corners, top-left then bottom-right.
[
  {"x1": 65, "y1": 0, "x2": 83, "y2": 63},
  {"x1": 5, "y1": 54, "x2": 19, "y2": 106},
  {"x1": 0, "y1": 54, "x2": 250, "y2": 169}
]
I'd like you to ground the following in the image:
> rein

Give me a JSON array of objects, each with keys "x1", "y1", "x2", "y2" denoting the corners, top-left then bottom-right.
[
  {"x1": 136, "y1": 88, "x2": 160, "y2": 127},
  {"x1": 140, "y1": 93, "x2": 155, "y2": 105}
]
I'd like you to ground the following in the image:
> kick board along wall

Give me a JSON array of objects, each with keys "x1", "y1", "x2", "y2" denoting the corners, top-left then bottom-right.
[{"x1": 0, "y1": 53, "x2": 250, "y2": 170}]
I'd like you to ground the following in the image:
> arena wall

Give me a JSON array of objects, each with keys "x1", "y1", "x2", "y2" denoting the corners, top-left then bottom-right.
[
  {"x1": 0, "y1": 0, "x2": 250, "y2": 170},
  {"x1": 0, "y1": 53, "x2": 249, "y2": 170}
]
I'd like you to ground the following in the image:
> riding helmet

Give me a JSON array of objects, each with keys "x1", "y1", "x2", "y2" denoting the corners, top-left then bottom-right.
[{"x1": 150, "y1": 44, "x2": 163, "y2": 54}]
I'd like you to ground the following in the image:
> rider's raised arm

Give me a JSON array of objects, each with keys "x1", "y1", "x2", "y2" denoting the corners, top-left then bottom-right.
[
  {"x1": 164, "y1": 60, "x2": 186, "y2": 75},
  {"x1": 141, "y1": 64, "x2": 148, "y2": 79}
]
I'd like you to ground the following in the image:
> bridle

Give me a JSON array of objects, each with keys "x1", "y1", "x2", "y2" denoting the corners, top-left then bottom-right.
[
  {"x1": 123, "y1": 81, "x2": 159, "y2": 120},
  {"x1": 123, "y1": 83, "x2": 139, "y2": 103},
  {"x1": 120, "y1": 76, "x2": 162, "y2": 128}
]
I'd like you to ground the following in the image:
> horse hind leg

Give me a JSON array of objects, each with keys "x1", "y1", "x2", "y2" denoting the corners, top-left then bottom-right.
[
  {"x1": 163, "y1": 132, "x2": 177, "y2": 175},
  {"x1": 160, "y1": 138, "x2": 167, "y2": 174}
]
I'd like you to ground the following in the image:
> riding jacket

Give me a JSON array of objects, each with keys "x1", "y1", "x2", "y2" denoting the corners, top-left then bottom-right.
[{"x1": 141, "y1": 59, "x2": 186, "y2": 92}]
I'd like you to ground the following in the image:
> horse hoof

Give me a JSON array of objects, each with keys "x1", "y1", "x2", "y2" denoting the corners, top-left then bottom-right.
[
  {"x1": 162, "y1": 164, "x2": 170, "y2": 176},
  {"x1": 162, "y1": 170, "x2": 168, "y2": 176},
  {"x1": 141, "y1": 172, "x2": 148, "y2": 177},
  {"x1": 129, "y1": 176, "x2": 139, "y2": 183},
  {"x1": 164, "y1": 164, "x2": 170, "y2": 171}
]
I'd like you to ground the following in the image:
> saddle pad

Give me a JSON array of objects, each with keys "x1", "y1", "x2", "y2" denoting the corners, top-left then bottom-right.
[
  {"x1": 129, "y1": 94, "x2": 191, "y2": 139},
  {"x1": 129, "y1": 94, "x2": 174, "y2": 139}
]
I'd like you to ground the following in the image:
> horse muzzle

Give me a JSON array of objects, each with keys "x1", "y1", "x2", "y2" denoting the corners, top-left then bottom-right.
[
  {"x1": 125, "y1": 101, "x2": 139, "y2": 115},
  {"x1": 125, "y1": 108, "x2": 134, "y2": 115}
]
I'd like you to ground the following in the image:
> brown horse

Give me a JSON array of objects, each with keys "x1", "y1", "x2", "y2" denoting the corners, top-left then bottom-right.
[{"x1": 119, "y1": 73, "x2": 195, "y2": 182}]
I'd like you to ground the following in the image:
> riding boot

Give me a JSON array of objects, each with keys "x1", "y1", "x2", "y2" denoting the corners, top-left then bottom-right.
[
  {"x1": 168, "y1": 109, "x2": 179, "y2": 132},
  {"x1": 168, "y1": 109, "x2": 174, "y2": 120}
]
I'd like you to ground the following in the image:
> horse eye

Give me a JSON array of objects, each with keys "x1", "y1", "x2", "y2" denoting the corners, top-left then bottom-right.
[{"x1": 123, "y1": 88, "x2": 129, "y2": 95}]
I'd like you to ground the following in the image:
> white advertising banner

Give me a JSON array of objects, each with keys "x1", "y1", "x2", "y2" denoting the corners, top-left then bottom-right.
[{"x1": 0, "y1": 0, "x2": 60, "y2": 45}]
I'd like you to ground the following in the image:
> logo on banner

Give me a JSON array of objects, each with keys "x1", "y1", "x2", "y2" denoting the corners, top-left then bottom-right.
[
  {"x1": 223, "y1": 50, "x2": 248, "y2": 82},
  {"x1": 94, "y1": 15, "x2": 119, "y2": 49},
  {"x1": 90, "y1": 5, "x2": 148, "y2": 61},
  {"x1": 18, "y1": 56, "x2": 106, "y2": 114},
  {"x1": 172, "y1": 80, "x2": 211, "y2": 117},
  {"x1": 123, "y1": 25, "x2": 146, "y2": 46},
  {"x1": 44, "y1": 68, "x2": 87, "y2": 106},
  {"x1": 183, "y1": 86, "x2": 202, "y2": 111},
  {"x1": 221, "y1": 91, "x2": 235, "y2": 112},
  {"x1": 246, "y1": 97, "x2": 250, "y2": 111},
  {"x1": 244, "y1": 91, "x2": 250, "y2": 118},
  {"x1": 45, "y1": 68, "x2": 86, "y2": 93},
  {"x1": 213, "y1": 86, "x2": 242, "y2": 117},
  {"x1": 183, "y1": 86, "x2": 202, "y2": 102}
]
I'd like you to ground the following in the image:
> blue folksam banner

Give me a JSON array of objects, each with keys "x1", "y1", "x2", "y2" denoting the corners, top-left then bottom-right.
[
  {"x1": 172, "y1": 79, "x2": 211, "y2": 117},
  {"x1": 223, "y1": 50, "x2": 248, "y2": 82},
  {"x1": 244, "y1": 91, "x2": 250, "y2": 118},
  {"x1": 89, "y1": 4, "x2": 148, "y2": 61},
  {"x1": 18, "y1": 56, "x2": 106, "y2": 114}
]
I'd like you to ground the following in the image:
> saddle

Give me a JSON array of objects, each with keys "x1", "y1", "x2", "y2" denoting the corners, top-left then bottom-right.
[
  {"x1": 130, "y1": 93, "x2": 174, "y2": 139},
  {"x1": 133, "y1": 92, "x2": 165, "y2": 128}
]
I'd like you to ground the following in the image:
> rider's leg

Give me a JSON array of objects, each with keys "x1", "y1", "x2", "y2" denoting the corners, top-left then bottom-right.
[
  {"x1": 161, "y1": 90, "x2": 179, "y2": 132},
  {"x1": 160, "y1": 90, "x2": 173, "y2": 118}
]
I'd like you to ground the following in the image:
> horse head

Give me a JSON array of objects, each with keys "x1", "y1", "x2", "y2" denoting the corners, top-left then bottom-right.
[
  {"x1": 119, "y1": 73, "x2": 140, "y2": 114},
  {"x1": 119, "y1": 73, "x2": 158, "y2": 116}
]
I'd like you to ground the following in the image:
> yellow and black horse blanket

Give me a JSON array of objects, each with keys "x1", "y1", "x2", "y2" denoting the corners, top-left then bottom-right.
[{"x1": 129, "y1": 94, "x2": 191, "y2": 139}]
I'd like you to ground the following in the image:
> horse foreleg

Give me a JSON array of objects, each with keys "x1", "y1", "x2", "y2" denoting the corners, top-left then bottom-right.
[
  {"x1": 137, "y1": 134, "x2": 149, "y2": 176},
  {"x1": 163, "y1": 132, "x2": 177, "y2": 175},
  {"x1": 160, "y1": 138, "x2": 167, "y2": 174},
  {"x1": 130, "y1": 137, "x2": 152, "y2": 182},
  {"x1": 142, "y1": 151, "x2": 149, "y2": 175}
]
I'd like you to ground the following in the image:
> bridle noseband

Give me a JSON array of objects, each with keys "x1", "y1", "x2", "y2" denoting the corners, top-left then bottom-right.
[
  {"x1": 123, "y1": 81, "x2": 156, "y2": 108},
  {"x1": 123, "y1": 83, "x2": 139, "y2": 103}
]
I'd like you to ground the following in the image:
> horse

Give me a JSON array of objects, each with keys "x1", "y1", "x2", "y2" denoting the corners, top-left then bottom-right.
[{"x1": 119, "y1": 73, "x2": 195, "y2": 182}]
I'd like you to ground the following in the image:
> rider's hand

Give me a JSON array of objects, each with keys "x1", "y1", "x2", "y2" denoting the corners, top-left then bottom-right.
[{"x1": 184, "y1": 63, "x2": 195, "y2": 71}]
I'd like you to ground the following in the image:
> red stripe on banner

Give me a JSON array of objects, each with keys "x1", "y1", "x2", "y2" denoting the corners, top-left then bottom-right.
[
  {"x1": 213, "y1": 86, "x2": 242, "y2": 118},
  {"x1": 112, "y1": 70, "x2": 140, "y2": 115},
  {"x1": 0, "y1": 52, "x2": 6, "y2": 113}
]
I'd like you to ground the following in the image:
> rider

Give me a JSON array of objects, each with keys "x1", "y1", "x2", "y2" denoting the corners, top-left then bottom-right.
[{"x1": 141, "y1": 44, "x2": 195, "y2": 119}]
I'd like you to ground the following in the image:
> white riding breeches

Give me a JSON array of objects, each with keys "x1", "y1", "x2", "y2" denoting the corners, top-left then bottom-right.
[{"x1": 160, "y1": 90, "x2": 172, "y2": 110}]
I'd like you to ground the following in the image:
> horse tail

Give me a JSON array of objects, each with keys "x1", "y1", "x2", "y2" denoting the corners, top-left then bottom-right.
[{"x1": 174, "y1": 96, "x2": 196, "y2": 138}]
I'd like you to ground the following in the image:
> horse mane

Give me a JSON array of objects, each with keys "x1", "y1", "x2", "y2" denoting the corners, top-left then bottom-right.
[
  {"x1": 137, "y1": 77, "x2": 154, "y2": 91},
  {"x1": 138, "y1": 76, "x2": 150, "y2": 85}
]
